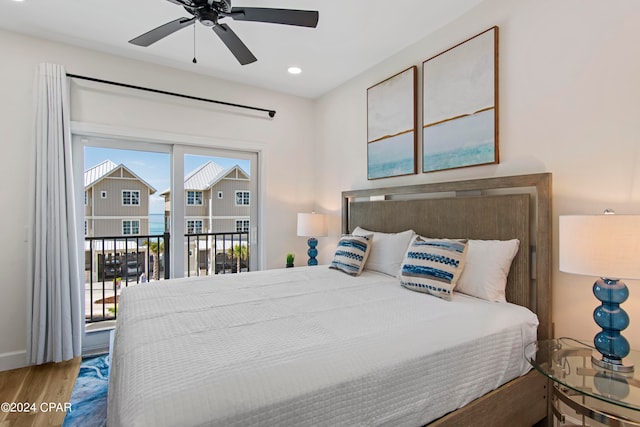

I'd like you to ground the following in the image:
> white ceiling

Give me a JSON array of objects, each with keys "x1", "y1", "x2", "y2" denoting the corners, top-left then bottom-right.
[{"x1": 0, "y1": 0, "x2": 483, "y2": 98}]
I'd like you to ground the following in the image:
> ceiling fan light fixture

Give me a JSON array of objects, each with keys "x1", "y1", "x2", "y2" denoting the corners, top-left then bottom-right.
[
  {"x1": 288, "y1": 66, "x2": 302, "y2": 75},
  {"x1": 197, "y1": 9, "x2": 219, "y2": 27}
]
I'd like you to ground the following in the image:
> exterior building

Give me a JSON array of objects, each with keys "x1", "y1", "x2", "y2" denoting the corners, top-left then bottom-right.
[
  {"x1": 84, "y1": 160, "x2": 157, "y2": 282},
  {"x1": 162, "y1": 161, "x2": 251, "y2": 274},
  {"x1": 161, "y1": 161, "x2": 251, "y2": 235},
  {"x1": 84, "y1": 160, "x2": 157, "y2": 237}
]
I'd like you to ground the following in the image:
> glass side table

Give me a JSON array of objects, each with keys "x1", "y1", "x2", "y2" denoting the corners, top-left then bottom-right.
[{"x1": 527, "y1": 338, "x2": 640, "y2": 426}]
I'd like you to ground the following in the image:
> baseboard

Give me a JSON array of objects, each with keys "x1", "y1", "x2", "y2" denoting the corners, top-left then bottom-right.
[
  {"x1": 0, "y1": 350, "x2": 27, "y2": 372},
  {"x1": 1, "y1": 333, "x2": 111, "y2": 371},
  {"x1": 82, "y1": 328, "x2": 113, "y2": 357}
]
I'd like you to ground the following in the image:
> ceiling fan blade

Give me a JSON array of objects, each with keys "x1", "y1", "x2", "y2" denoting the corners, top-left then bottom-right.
[
  {"x1": 228, "y1": 7, "x2": 319, "y2": 28},
  {"x1": 129, "y1": 17, "x2": 196, "y2": 47},
  {"x1": 212, "y1": 24, "x2": 257, "y2": 65}
]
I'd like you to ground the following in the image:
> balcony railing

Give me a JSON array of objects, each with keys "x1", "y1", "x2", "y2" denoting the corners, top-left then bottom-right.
[
  {"x1": 85, "y1": 231, "x2": 249, "y2": 323},
  {"x1": 186, "y1": 231, "x2": 250, "y2": 276},
  {"x1": 84, "y1": 233, "x2": 169, "y2": 323}
]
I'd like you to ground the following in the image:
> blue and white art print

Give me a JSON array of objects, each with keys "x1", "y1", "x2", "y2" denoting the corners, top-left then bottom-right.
[
  {"x1": 422, "y1": 27, "x2": 498, "y2": 173},
  {"x1": 367, "y1": 66, "x2": 417, "y2": 179}
]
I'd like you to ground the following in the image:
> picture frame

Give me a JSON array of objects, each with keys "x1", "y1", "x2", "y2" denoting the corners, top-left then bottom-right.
[
  {"x1": 367, "y1": 66, "x2": 417, "y2": 180},
  {"x1": 422, "y1": 26, "x2": 499, "y2": 173}
]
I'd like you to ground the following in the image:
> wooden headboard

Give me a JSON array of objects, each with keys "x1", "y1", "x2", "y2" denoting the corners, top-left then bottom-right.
[{"x1": 341, "y1": 173, "x2": 552, "y2": 341}]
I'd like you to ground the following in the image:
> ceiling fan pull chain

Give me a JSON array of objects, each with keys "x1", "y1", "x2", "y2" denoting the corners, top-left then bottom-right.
[{"x1": 192, "y1": 23, "x2": 197, "y2": 64}]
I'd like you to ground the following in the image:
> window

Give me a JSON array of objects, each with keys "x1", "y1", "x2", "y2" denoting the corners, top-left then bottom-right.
[
  {"x1": 236, "y1": 219, "x2": 250, "y2": 233},
  {"x1": 84, "y1": 220, "x2": 87, "y2": 236},
  {"x1": 122, "y1": 220, "x2": 140, "y2": 235},
  {"x1": 81, "y1": 141, "x2": 259, "y2": 280},
  {"x1": 122, "y1": 190, "x2": 140, "y2": 206},
  {"x1": 187, "y1": 191, "x2": 203, "y2": 206},
  {"x1": 84, "y1": 191, "x2": 87, "y2": 206},
  {"x1": 235, "y1": 191, "x2": 250, "y2": 206},
  {"x1": 187, "y1": 220, "x2": 203, "y2": 234}
]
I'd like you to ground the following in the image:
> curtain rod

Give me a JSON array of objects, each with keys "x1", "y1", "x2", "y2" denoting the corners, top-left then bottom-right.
[{"x1": 66, "y1": 73, "x2": 276, "y2": 118}]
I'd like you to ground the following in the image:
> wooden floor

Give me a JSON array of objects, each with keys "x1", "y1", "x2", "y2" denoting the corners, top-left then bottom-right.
[{"x1": 0, "y1": 358, "x2": 80, "y2": 427}]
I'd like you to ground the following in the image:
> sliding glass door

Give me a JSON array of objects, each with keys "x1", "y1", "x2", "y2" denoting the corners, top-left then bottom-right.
[{"x1": 73, "y1": 135, "x2": 260, "y2": 323}]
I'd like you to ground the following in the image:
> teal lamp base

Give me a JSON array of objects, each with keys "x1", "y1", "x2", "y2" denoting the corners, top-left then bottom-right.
[
  {"x1": 592, "y1": 278, "x2": 634, "y2": 373},
  {"x1": 307, "y1": 237, "x2": 318, "y2": 266}
]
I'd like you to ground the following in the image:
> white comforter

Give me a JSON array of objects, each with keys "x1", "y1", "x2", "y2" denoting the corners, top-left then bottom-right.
[{"x1": 107, "y1": 266, "x2": 538, "y2": 427}]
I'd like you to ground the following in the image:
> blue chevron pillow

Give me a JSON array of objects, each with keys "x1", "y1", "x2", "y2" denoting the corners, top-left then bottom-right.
[
  {"x1": 399, "y1": 235, "x2": 469, "y2": 301},
  {"x1": 329, "y1": 234, "x2": 373, "y2": 276}
]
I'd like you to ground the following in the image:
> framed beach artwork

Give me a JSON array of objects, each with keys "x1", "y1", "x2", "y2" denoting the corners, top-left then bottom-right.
[
  {"x1": 367, "y1": 66, "x2": 417, "y2": 180},
  {"x1": 422, "y1": 26, "x2": 499, "y2": 173}
]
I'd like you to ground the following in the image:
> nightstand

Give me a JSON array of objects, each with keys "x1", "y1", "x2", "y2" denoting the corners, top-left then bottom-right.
[{"x1": 527, "y1": 338, "x2": 640, "y2": 426}]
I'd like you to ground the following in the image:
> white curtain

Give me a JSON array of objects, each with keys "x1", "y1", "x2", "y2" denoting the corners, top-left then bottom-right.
[{"x1": 27, "y1": 63, "x2": 82, "y2": 364}]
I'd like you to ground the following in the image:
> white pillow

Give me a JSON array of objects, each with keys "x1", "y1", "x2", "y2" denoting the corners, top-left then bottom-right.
[
  {"x1": 352, "y1": 226, "x2": 415, "y2": 277},
  {"x1": 456, "y1": 239, "x2": 520, "y2": 302}
]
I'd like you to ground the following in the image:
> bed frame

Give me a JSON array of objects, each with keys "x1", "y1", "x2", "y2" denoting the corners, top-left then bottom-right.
[{"x1": 341, "y1": 173, "x2": 552, "y2": 427}]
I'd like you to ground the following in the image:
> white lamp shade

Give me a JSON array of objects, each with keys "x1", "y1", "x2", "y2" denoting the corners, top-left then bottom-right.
[
  {"x1": 297, "y1": 213, "x2": 328, "y2": 238},
  {"x1": 559, "y1": 214, "x2": 640, "y2": 280}
]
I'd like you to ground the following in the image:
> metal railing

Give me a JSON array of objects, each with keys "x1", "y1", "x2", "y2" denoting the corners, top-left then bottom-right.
[
  {"x1": 84, "y1": 231, "x2": 249, "y2": 323},
  {"x1": 85, "y1": 233, "x2": 169, "y2": 323},
  {"x1": 185, "y1": 231, "x2": 250, "y2": 276}
]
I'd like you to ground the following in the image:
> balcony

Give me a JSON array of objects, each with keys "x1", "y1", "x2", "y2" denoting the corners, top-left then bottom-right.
[
  {"x1": 186, "y1": 231, "x2": 249, "y2": 275},
  {"x1": 85, "y1": 231, "x2": 249, "y2": 323}
]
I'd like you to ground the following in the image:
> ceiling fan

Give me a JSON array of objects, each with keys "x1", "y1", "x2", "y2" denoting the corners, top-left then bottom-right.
[{"x1": 129, "y1": 0, "x2": 319, "y2": 65}]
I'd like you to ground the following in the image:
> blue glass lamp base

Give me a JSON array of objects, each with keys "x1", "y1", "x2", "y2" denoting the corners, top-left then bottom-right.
[
  {"x1": 592, "y1": 278, "x2": 634, "y2": 373},
  {"x1": 307, "y1": 237, "x2": 319, "y2": 266}
]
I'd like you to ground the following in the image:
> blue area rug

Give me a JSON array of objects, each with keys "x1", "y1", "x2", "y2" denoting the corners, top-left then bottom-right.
[{"x1": 63, "y1": 354, "x2": 110, "y2": 427}]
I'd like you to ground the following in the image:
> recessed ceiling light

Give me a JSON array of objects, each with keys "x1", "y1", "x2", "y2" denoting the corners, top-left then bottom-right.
[{"x1": 288, "y1": 66, "x2": 302, "y2": 75}]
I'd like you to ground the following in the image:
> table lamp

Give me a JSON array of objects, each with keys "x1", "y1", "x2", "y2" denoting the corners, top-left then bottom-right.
[
  {"x1": 559, "y1": 212, "x2": 640, "y2": 373},
  {"x1": 297, "y1": 212, "x2": 328, "y2": 266}
]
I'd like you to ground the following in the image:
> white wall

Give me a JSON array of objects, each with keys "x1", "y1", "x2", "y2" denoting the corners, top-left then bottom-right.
[
  {"x1": 314, "y1": 0, "x2": 640, "y2": 348},
  {"x1": 2, "y1": 0, "x2": 640, "y2": 371},
  {"x1": 0, "y1": 29, "x2": 315, "y2": 370}
]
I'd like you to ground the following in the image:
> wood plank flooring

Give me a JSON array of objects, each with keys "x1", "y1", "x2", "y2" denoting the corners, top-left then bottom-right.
[{"x1": 0, "y1": 358, "x2": 80, "y2": 427}]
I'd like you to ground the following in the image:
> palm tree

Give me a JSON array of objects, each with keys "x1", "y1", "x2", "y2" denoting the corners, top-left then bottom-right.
[
  {"x1": 145, "y1": 238, "x2": 164, "y2": 280},
  {"x1": 227, "y1": 244, "x2": 248, "y2": 273}
]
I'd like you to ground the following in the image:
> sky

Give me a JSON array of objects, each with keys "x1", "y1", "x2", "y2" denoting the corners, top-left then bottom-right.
[{"x1": 85, "y1": 147, "x2": 251, "y2": 215}]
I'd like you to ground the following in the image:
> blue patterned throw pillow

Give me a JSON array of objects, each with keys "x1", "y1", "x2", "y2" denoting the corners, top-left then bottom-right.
[
  {"x1": 329, "y1": 234, "x2": 372, "y2": 276},
  {"x1": 399, "y1": 235, "x2": 469, "y2": 301}
]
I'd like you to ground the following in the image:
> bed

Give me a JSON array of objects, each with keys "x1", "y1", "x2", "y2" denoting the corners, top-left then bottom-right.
[{"x1": 107, "y1": 173, "x2": 552, "y2": 427}]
